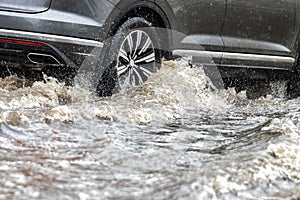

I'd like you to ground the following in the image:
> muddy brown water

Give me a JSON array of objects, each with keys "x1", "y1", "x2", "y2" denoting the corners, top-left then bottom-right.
[{"x1": 0, "y1": 60, "x2": 299, "y2": 199}]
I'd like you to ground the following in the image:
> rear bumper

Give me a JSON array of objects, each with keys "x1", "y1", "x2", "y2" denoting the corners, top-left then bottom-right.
[{"x1": 0, "y1": 29, "x2": 104, "y2": 71}]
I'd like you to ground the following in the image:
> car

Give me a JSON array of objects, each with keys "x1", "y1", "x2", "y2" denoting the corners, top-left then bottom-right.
[{"x1": 0, "y1": 0, "x2": 299, "y2": 97}]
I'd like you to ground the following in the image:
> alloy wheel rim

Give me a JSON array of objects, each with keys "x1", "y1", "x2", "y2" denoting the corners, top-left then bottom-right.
[{"x1": 116, "y1": 30, "x2": 157, "y2": 90}]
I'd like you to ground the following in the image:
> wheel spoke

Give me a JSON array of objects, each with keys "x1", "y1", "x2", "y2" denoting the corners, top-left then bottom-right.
[
  {"x1": 135, "y1": 52, "x2": 155, "y2": 64},
  {"x1": 133, "y1": 67, "x2": 144, "y2": 85},
  {"x1": 121, "y1": 73, "x2": 130, "y2": 87},
  {"x1": 117, "y1": 65, "x2": 128, "y2": 76},
  {"x1": 131, "y1": 68, "x2": 136, "y2": 86},
  {"x1": 127, "y1": 33, "x2": 134, "y2": 55},
  {"x1": 133, "y1": 31, "x2": 142, "y2": 58},
  {"x1": 119, "y1": 48, "x2": 129, "y2": 62},
  {"x1": 139, "y1": 65, "x2": 154, "y2": 77},
  {"x1": 138, "y1": 37, "x2": 151, "y2": 55}
]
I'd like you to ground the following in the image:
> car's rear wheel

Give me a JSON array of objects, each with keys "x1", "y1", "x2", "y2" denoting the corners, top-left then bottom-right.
[
  {"x1": 96, "y1": 17, "x2": 163, "y2": 97},
  {"x1": 287, "y1": 58, "x2": 300, "y2": 98}
]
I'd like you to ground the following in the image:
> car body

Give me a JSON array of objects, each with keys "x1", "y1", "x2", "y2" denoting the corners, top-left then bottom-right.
[{"x1": 0, "y1": 0, "x2": 299, "y2": 95}]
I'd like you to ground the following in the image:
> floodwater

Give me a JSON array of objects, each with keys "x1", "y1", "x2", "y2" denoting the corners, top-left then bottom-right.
[{"x1": 0, "y1": 60, "x2": 299, "y2": 199}]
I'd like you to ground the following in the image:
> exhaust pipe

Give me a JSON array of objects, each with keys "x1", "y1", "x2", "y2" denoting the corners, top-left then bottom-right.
[{"x1": 27, "y1": 53, "x2": 62, "y2": 66}]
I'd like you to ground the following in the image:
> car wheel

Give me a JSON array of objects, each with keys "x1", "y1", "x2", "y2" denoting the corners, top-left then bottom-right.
[
  {"x1": 96, "y1": 17, "x2": 163, "y2": 97},
  {"x1": 287, "y1": 61, "x2": 300, "y2": 98}
]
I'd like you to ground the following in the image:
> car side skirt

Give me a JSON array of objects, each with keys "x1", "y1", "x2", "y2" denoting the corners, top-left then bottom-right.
[{"x1": 173, "y1": 49, "x2": 295, "y2": 71}]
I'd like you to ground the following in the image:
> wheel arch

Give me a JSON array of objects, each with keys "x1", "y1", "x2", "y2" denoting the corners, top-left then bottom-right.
[{"x1": 102, "y1": 0, "x2": 174, "y2": 57}]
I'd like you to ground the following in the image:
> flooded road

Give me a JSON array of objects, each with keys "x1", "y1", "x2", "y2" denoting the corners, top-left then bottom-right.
[{"x1": 0, "y1": 60, "x2": 299, "y2": 199}]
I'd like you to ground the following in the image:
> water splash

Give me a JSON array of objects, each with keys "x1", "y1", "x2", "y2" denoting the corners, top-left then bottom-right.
[
  {"x1": 91, "y1": 60, "x2": 227, "y2": 123},
  {"x1": 0, "y1": 59, "x2": 229, "y2": 125}
]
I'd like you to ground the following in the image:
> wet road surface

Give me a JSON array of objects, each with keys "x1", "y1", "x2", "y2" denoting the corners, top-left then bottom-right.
[{"x1": 0, "y1": 60, "x2": 299, "y2": 199}]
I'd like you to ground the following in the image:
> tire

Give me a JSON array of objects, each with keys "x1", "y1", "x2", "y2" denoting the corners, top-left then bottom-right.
[
  {"x1": 96, "y1": 17, "x2": 164, "y2": 97},
  {"x1": 287, "y1": 62, "x2": 300, "y2": 99},
  {"x1": 245, "y1": 80, "x2": 271, "y2": 99}
]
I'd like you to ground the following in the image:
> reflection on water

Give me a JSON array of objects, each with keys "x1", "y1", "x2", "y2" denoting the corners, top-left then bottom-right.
[{"x1": 0, "y1": 60, "x2": 299, "y2": 199}]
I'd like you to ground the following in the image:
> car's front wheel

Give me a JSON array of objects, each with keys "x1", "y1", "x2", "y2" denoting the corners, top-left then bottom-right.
[
  {"x1": 287, "y1": 58, "x2": 300, "y2": 98},
  {"x1": 96, "y1": 17, "x2": 163, "y2": 97}
]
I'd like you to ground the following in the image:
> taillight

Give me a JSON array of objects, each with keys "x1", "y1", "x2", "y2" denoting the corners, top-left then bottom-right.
[{"x1": 0, "y1": 38, "x2": 46, "y2": 47}]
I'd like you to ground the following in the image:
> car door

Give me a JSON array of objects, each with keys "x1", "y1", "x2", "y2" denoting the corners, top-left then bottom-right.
[
  {"x1": 180, "y1": 0, "x2": 226, "y2": 52},
  {"x1": 172, "y1": 0, "x2": 226, "y2": 66},
  {"x1": 221, "y1": 0, "x2": 296, "y2": 69},
  {"x1": 0, "y1": 0, "x2": 52, "y2": 13}
]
